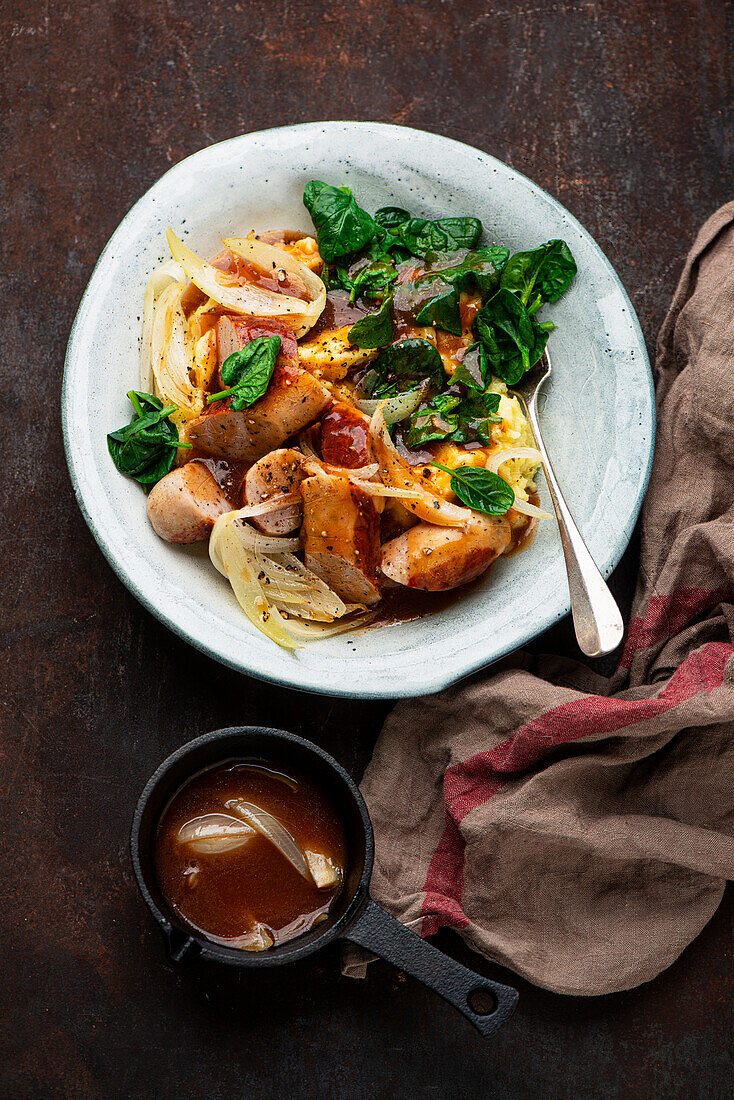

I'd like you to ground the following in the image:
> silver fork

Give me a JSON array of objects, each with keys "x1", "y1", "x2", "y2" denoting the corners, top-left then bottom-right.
[{"x1": 516, "y1": 350, "x2": 624, "y2": 657}]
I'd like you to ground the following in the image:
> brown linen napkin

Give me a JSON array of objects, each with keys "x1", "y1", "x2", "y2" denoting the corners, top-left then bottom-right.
[{"x1": 357, "y1": 204, "x2": 734, "y2": 996}]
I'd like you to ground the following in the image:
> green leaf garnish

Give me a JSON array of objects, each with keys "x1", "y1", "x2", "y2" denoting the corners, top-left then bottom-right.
[
  {"x1": 373, "y1": 207, "x2": 411, "y2": 231},
  {"x1": 348, "y1": 295, "x2": 395, "y2": 349},
  {"x1": 348, "y1": 257, "x2": 398, "y2": 304},
  {"x1": 430, "y1": 462, "x2": 515, "y2": 515},
  {"x1": 414, "y1": 281, "x2": 462, "y2": 335},
  {"x1": 500, "y1": 239, "x2": 577, "y2": 313},
  {"x1": 107, "y1": 390, "x2": 191, "y2": 488},
  {"x1": 405, "y1": 383, "x2": 501, "y2": 449},
  {"x1": 475, "y1": 288, "x2": 550, "y2": 385},
  {"x1": 207, "y1": 336, "x2": 281, "y2": 411},
  {"x1": 418, "y1": 246, "x2": 510, "y2": 296},
  {"x1": 451, "y1": 342, "x2": 488, "y2": 391},
  {"x1": 303, "y1": 181, "x2": 379, "y2": 262},
  {"x1": 398, "y1": 216, "x2": 483, "y2": 259},
  {"x1": 365, "y1": 338, "x2": 445, "y2": 395}
]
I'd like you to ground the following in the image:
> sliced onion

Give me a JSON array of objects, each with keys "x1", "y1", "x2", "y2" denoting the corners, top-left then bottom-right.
[
  {"x1": 269, "y1": 552, "x2": 358, "y2": 620},
  {"x1": 298, "y1": 429, "x2": 321, "y2": 462},
  {"x1": 369, "y1": 406, "x2": 471, "y2": 528},
  {"x1": 355, "y1": 387, "x2": 425, "y2": 425},
  {"x1": 305, "y1": 850, "x2": 342, "y2": 889},
  {"x1": 140, "y1": 261, "x2": 186, "y2": 392},
  {"x1": 209, "y1": 510, "x2": 363, "y2": 645},
  {"x1": 206, "y1": 924, "x2": 275, "y2": 951},
  {"x1": 166, "y1": 230, "x2": 326, "y2": 338},
  {"x1": 347, "y1": 479, "x2": 425, "y2": 500},
  {"x1": 228, "y1": 925, "x2": 274, "y2": 951},
  {"x1": 323, "y1": 462, "x2": 379, "y2": 479},
  {"x1": 484, "y1": 446, "x2": 552, "y2": 519},
  {"x1": 280, "y1": 609, "x2": 379, "y2": 639},
  {"x1": 177, "y1": 814, "x2": 255, "y2": 854},
  {"x1": 509, "y1": 497, "x2": 553, "y2": 519},
  {"x1": 149, "y1": 281, "x2": 204, "y2": 419},
  {"x1": 236, "y1": 492, "x2": 302, "y2": 520},
  {"x1": 209, "y1": 512, "x2": 300, "y2": 650},
  {"x1": 233, "y1": 518, "x2": 301, "y2": 555},
  {"x1": 225, "y1": 799, "x2": 312, "y2": 881},
  {"x1": 485, "y1": 446, "x2": 543, "y2": 474}
]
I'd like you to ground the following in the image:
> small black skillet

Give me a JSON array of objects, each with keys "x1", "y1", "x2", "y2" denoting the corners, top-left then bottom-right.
[{"x1": 131, "y1": 726, "x2": 518, "y2": 1037}]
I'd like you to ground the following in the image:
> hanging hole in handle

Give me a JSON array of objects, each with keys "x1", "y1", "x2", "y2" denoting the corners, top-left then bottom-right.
[{"x1": 467, "y1": 988, "x2": 497, "y2": 1016}]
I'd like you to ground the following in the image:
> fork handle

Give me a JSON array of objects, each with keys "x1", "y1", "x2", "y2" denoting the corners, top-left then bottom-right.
[{"x1": 528, "y1": 406, "x2": 624, "y2": 657}]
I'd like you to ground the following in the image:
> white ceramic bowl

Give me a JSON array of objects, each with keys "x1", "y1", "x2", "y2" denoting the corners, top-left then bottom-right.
[{"x1": 62, "y1": 122, "x2": 654, "y2": 699}]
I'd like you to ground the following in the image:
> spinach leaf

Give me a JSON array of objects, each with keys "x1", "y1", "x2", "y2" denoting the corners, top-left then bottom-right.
[
  {"x1": 374, "y1": 207, "x2": 411, "y2": 231},
  {"x1": 414, "y1": 280, "x2": 462, "y2": 335},
  {"x1": 326, "y1": 264, "x2": 353, "y2": 292},
  {"x1": 450, "y1": 389, "x2": 502, "y2": 446},
  {"x1": 363, "y1": 338, "x2": 445, "y2": 396},
  {"x1": 348, "y1": 257, "x2": 398, "y2": 304},
  {"x1": 348, "y1": 295, "x2": 395, "y2": 348},
  {"x1": 398, "y1": 216, "x2": 483, "y2": 259},
  {"x1": 475, "y1": 289, "x2": 549, "y2": 384},
  {"x1": 405, "y1": 384, "x2": 501, "y2": 448},
  {"x1": 371, "y1": 208, "x2": 413, "y2": 256},
  {"x1": 419, "y1": 246, "x2": 510, "y2": 296},
  {"x1": 430, "y1": 462, "x2": 515, "y2": 515},
  {"x1": 207, "y1": 336, "x2": 281, "y2": 411},
  {"x1": 405, "y1": 392, "x2": 462, "y2": 447},
  {"x1": 107, "y1": 391, "x2": 190, "y2": 488},
  {"x1": 303, "y1": 181, "x2": 378, "y2": 262},
  {"x1": 500, "y1": 239, "x2": 577, "y2": 312},
  {"x1": 372, "y1": 235, "x2": 411, "y2": 262},
  {"x1": 451, "y1": 342, "x2": 489, "y2": 391}
]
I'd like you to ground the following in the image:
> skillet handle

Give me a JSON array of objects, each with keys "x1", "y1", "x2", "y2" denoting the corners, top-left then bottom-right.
[{"x1": 343, "y1": 899, "x2": 518, "y2": 1037}]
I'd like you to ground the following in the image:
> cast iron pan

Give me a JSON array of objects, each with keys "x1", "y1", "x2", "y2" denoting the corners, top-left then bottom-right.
[{"x1": 131, "y1": 727, "x2": 519, "y2": 1037}]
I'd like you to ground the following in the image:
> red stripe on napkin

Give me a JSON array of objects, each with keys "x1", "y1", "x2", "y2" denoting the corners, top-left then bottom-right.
[
  {"x1": 421, "y1": 640, "x2": 733, "y2": 935},
  {"x1": 619, "y1": 587, "x2": 731, "y2": 668}
]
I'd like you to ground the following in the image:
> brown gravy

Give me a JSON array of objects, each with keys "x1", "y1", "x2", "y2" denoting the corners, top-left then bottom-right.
[
  {"x1": 304, "y1": 290, "x2": 368, "y2": 341},
  {"x1": 187, "y1": 456, "x2": 249, "y2": 508},
  {"x1": 154, "y1": 761, "x2": 347, "y2": 949}
]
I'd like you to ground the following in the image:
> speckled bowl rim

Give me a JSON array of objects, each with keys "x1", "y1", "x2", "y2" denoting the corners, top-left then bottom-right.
[{"x1": 62, "y1": 121, "x2": 655, "y2": 698}]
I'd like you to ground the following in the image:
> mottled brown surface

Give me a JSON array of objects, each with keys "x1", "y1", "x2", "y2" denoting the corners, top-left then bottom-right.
[{"x1": 1, "y1": 1, "x2": 733, "y2": 1096}]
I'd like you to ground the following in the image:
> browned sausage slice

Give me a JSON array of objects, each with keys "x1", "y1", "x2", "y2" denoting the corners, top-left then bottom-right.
[
  {"x1": 380, "y1": 514, "x2": 512, "y2": 591},
  {"x1": 183, "y1": 362, "x2": 332, "y2": 462},
  {"x1": 301, "y1": 474, "x2": 381, "y2": 605},
  {"x1": 244, "y1": 448, "x2": 309, "y2": 535},
  {"x1": 147, "y1": 462, "x2": 231, "y2": 544}
]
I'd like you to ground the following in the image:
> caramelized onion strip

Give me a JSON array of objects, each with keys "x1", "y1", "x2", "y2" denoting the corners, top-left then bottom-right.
[{"x1": 369, "y1": 406, "x2": 472, "y2": 528}]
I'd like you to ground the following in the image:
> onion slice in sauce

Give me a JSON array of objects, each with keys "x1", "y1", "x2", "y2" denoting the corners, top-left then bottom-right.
[
  {"x1": 165, "y1": 230, "x2": 326, "y2": 338},
  {"x1": 141, "y1": 260, "x2": 186, "y2": 392},
  {"x1": 205, "y1": 924, "x2": 276, "y2": 952},
  {"x1": 225, "y1": 237, "x2": 326, "y2": 337},
  {"x1": 485, "y1": 445, "x2": 543, "y2": 474},
  {"x1": 485, "y1": 446, "x2": 553, "y2": 519},
  {"x1": 177, "y1": 813, "x2": 256, "y2": 854},
  {"x1": 149, "y1": 281, "x2": 204, "y2": 420},
  {"x1": 369, "y1": 406, "x2": 472, "y2": 528},
  {"x1": 236, "y1": 491, "x2": 302, "y2": 521},
  {"x1": 355, "y1": 387, "x2": 425, "y2": 425},
  {"x1": 225, "y1": 799, "x2": 312, "y2": 882},
  {"x1": 323, "y1": 462, "x2": 380, "y2": 479}
]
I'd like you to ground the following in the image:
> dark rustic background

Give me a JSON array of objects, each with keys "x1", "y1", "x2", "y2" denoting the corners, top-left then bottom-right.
[{"x1": 2, "y1": 1, "x2": 733, "y2": 1097}]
